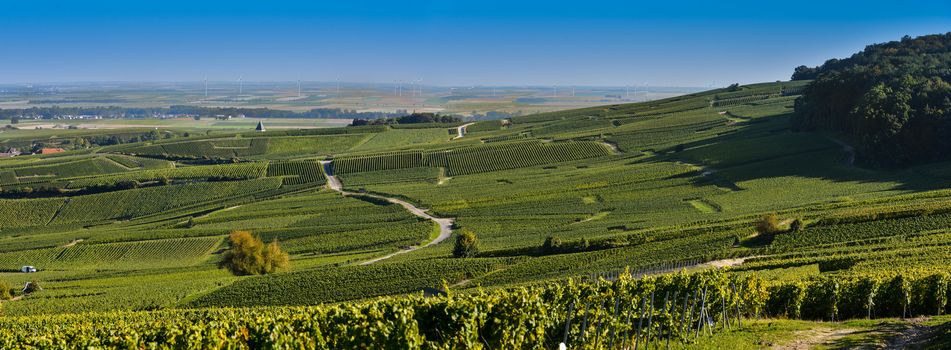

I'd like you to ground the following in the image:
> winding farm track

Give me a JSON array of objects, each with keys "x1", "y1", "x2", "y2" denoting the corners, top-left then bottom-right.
[
  {"x1": 825, "y1": 136, "x2": 856, "y2": 167},
  {"x1": 452, "y1": 122, "x2": 476, "y2": 140},
  {"x1": 319, "y1": 161, "x2": 454, "y2": 265}
]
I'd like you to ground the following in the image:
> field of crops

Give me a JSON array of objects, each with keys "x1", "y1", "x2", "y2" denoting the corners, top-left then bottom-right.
[
  {"x1": 0, "y1": 81, "x2": 949, "y2": 345},
  {"x1": 52, "y1": 178, "x2": 282, "y2": 224},
  {"x1": 331, "y1": 140, "x2": 610, "y2": 176},
  {"x1": 266, "y1": 160, "x2": 325, "y2": 185},
  {"x1": 0, "y1": 236, "x2": 222, "y2": 270},
  {"x1": 2, "y1": 270, "x2": 949, "y2": 348}
]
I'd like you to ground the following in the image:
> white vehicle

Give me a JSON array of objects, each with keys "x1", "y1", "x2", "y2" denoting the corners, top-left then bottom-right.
[{"x1": 20, "y1": 266, "x2": 37, "y2": 273}]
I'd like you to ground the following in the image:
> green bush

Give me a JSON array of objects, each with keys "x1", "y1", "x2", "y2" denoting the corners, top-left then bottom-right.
[
  {"x1": 837, "y1": 277, "x2": 878, "y2": 319},
  {"x1": 911, "y1": 273, "x2": 948, "y2": 316},
  {"x1": 875, "y1": 275, "x2": 911, "y2": 318},
  {"x1": 755, "y1": 213, "x2": 782, "y2": 235},
  {"x1": 219, "y1": 231, "x2": 290, "y2": 275},
  {"x1": 801, "y1": 278, "x2": 840, "y2": 320},
  {"x1": 541, "y1": 236, "x2": 562, "y2": 254},
  {"x1": 766, "y1": 283, "x2": 805, "y2": 319},
  {"x1": 452, "y1": 230, "x2": 479, "y2": 258}
]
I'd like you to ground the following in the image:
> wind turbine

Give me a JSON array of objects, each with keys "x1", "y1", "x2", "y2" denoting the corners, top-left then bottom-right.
[
  {"x1": 336, "y1": 76, "x2": 340, "y2": 96},
  {"x1": 204, "y1": 77, "x2": 208, "y2": 98},
  {"x1": 553, "y1": 84, "x2": 558, "y2": 97},
  {"x1": 238, "y1": 75, "x2": 243, "y2": 94},
  {"x1": 297, "y1": 79, "x2": 301, "y2": 97}
]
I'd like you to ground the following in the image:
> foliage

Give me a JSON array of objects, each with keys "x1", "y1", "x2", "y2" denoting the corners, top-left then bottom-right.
[
  {"x1": 219, "y1": 231, "x2": 289, "y2": 275},
  {"x1": 755, "y1": 213, "x2": 782, "y2": 235},
  {"x1": 542, "y1": 236, "x2": 563, "y2": 254},
  {"x1": 0, "y1": 280, "x2": 11, "y2": 300},
  {"x1": 791, "y1": 33, "x2": 951, "y2": 167},
  {"x1": 3, "y1": 271, "x2": 951, "y2": 348},
  {"x1": 453, "y1": 229, "x2": 480, "y2": 258}
]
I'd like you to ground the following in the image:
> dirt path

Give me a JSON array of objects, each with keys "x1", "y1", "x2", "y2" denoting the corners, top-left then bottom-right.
[
  {"x1": 775, "y1": 327, "x2": 860, "y2": 350},
  {"x1": 884, "y1": 317, "x2": 945, "y2": 349},
  {"x1": 452, "y1": 122, "x2": 476, "y2": 140},
  {"x1": 61, "y1": 239, "x2": 84, "y2": 248},
  {"x1": 825, "y1": 136, "x2": 855, "y2": 167},
  {"x1": 319, "y1": 161, "x2": 455, "y2": 265},
  {"x1": 699, "y1": 256, "x2": 758, "y2": 268},
  {"x1": 600, "y1": 140, "x2": 620, "y2": 153}
]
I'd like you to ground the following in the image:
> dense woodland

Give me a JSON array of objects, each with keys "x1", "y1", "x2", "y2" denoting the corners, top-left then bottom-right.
[{"x1": 791, "y1": 33, "x2": 951, "y2": 167}]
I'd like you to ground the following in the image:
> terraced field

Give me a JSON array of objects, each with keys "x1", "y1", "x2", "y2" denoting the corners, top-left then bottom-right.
[{"x1": 1, "y1": 80, "x2": 949, "y2": 347}]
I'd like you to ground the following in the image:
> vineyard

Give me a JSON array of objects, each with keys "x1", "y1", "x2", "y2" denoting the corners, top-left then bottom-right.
[
  {"x1": 2, "y1": 270, "x2": 950, "y2": 348},
  {"x1": 66, "y1": 162, "x2": 268, "y2": 188},
  {"x1": 330, "y1": 141, "x2": 611, "y2": 176},
  {"x1": 0, "y1": 80, "x2": 949, "y2": 347},
  {"x1": 0, "y1": 236, "x2": 222, "y2": 270},
  {"x1": 266, "y1": 160, "x2": 325, "y2": 185}
]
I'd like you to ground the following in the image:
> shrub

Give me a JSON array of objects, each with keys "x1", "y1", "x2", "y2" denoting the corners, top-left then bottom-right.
[
  {"x1": 541, "y1": 236, "x2": 562, "y2": 254},
  {"x1": 453, "y1": 229, "x2": 479, "y2": 258},
  {"x1": 755, "y1": 213, "x2": 782, "y2": 235},
  {"x1": 219, "y1": 231, "x2": 289, "y2": 275},
  {"x1": 0, "y1": 280, "x2": 10, "y2": 300},
  {"x1": 801, "y1": 279, "x2": 840, "y2": 320},
  {"x1": 875, "y1": 275, "x2": 911, "y2": 317},
  {"x1": 789, "y1": 219, "x2": 804, "y2": 233},
  {"x1": 766, "y1": 283, "x2": 805, "y2": 319},
  {"x1": 911, "y1": 273, "x2": 948, "y2": 317},
  {"x1": 838, "y1": 277, "x2": 878, "y2": 319}
]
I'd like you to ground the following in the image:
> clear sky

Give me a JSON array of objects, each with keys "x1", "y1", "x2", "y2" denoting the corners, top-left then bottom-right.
[{"x1": 1, "y1": 0, "x2": 948, "y2": 86}]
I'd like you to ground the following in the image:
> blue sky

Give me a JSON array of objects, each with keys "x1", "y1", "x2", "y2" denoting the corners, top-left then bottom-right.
[{"x1": 1, "y1": 0, "x2": 948, "y2": 86}]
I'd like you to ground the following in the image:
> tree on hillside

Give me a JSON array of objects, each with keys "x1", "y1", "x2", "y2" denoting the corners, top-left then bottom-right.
[
  {"x1": 791, "y1": 33, "x2": 951, "y2": 167},
  {"x1": 542, "y1": 236, "x2": 563, "y2": 254},
  {"x1": 756, "y1": 213, "x2": 782, "y2": 235},
  {"x1": 219, "y1": 231, "x2": 289, "y2": 275},
  {"x1": 791, "y1": 65, "x2": 819, "y2": 80},
  {"x1": 453, "y1": 229, "x2": 480, "y2": 258},
  {"x1": 790, "y1": 219, "x2": 804, "y2": 233}
]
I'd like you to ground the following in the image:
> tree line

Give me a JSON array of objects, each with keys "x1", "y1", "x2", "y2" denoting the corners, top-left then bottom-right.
[
  {"x1": 0, "y1": 106, "x2": 407, "y2": 120},
  {"x1": 351, "y1": 112, "x2": 462, "y2": 126},
  {"x1": 791, "y1": 32, "x2": 951, "y2": 167}
]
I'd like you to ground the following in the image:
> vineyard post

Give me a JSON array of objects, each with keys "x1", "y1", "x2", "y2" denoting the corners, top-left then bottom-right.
[
  {"x1": 680, "y1": 291, "x2": 690, "y2": 340},
  {"x1": 563, "y1": 301, "x2": 574, "y2": 346},
  {"x1": 695, "y1": 287, "x2": 707, "y2": 338},
  {"x1": 622, "y1": 296, "x2": 634, "y2": 350},
  {"x1": 721, "y1": 290, "x2": 729, "y2": 331},
  {"x1": 608, "y1": 293, "x2": 621, "y2": 349},
  {"x1": 686, "y1": 290, "x2": 697, "y2": 337},
  {"x1": 731, "y1": 282, "x2": 741, "y2": 328},
  {"x1": 667, "y1": 291, "x2": 677, "y2": 350},
  {"x1": 635, "y1": 296, "x2": 647, "y2": 350},
  {"x1": 594, "y1": 300, "x2": 606, "y2": 348},
  {"x1": 580, "y1": 302, "x2": 590, "y2": 344},
  {"x1": 646, "y1": 291, "x2": 655, "y2": 349}
]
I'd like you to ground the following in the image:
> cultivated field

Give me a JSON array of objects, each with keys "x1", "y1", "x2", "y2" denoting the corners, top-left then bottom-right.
[{"x1": 1, "y1": 80, "x2": 949, "y2": 348}]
